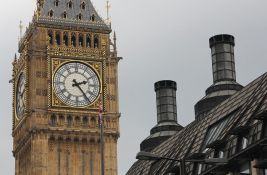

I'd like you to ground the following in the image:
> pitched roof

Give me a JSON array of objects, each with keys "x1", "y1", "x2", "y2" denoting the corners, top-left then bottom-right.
[
  {"x1": 127, "y1": 72, "x2": 267, "y2": 175},
  {"x1": 37, "y1": 0, "x2": 110, "y2": 31}
]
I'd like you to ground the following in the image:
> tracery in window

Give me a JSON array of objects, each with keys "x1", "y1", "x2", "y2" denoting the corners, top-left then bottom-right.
[
  {"x1": 63, "y1": 32, "x2": 68, "y2": 46},
  {"x1": 48, "y1": 30, "x2": 53, "y2": 45},
  {"x1": 94, "y1": 35, "x2": 99, "y2": 48},
  {"x1": 55, "y1": 32, "x2": 60, "y2": 45},
  {"x1": 86, "y1": 34, "x2": 91, "y2": 48},
  {"x1": 79, "y1": 34, "x2": 84, "y2": 47},
  {"x1": 71, "y1": 33, "x2": 76, "y2": 47}
]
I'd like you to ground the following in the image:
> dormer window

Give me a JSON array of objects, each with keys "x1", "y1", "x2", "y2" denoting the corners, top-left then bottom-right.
[
  {"x1": 54, "y1": 0, "x2": 59, "y2": 7},
  {"x1": 48, "y1": 10, "x2": 54, "y2": 17},
  {"x1": 81, "y1": 2, "x2": 86, "y2": 10},
  {"x1": 67, "y1": 1, "x2": 73, "y2": 8},
  {"x1": 77, "y1": 13, "x2": 82, "y2": 20},
  {"x1": 63, "y1": 11, "x2": 67, "y2": 19},
  {"x1": 91, "y1": 14, "x2": 95, "y2": 22}
]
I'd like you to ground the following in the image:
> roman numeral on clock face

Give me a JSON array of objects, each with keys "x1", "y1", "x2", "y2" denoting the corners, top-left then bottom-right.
[{"x1": 53, "y1": 62, "x2": 101, "y2": 107}]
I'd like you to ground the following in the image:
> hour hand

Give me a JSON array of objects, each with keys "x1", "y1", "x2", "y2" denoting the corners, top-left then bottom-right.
[{"x1": 72, "y1": 79, "x2": 87, "y2": 87}]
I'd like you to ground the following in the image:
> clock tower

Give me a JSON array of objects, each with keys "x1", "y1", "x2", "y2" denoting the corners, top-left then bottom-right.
[{"x1": 12, "y1": 1, "x2": 121, "y2": 175}]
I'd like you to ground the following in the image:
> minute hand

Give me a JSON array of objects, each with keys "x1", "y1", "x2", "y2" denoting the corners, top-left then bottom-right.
[{"x1": 72, "y1": 79, "x2": 91, "y2": 103}]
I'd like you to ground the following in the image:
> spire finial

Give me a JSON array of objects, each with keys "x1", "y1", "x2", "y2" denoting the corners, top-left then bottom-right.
[
  {"x1": 113, "y1": 31, "x2": 117, "y2": 52},
  {"x1": 19, "y1": 21, "x2": 23, "y2": 39},
  {"x1": 106, "y1": 1, "x2": 111, "y2": 27}
]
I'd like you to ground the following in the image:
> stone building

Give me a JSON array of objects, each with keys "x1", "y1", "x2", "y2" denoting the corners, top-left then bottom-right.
[
  {"x1": 12, "y1": 0, "x2": 121, "y2": 174},
  {"x1": 127, "y1": 34, "x2": 267, "y2": 175}
]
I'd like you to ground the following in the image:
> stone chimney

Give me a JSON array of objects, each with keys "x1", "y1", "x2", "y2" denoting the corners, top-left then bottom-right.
[
  {"x1": 140, "y1": 80, "x2": 183, "y2": 152},
  {"x1": 194, "y1": 34, "x2": 243, "y2": 120}
]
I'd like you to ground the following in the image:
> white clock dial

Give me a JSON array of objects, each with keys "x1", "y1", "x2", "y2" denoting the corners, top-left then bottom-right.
[
  {"x1": 16, "y1": 73, "x2": 26, "y2": 119},
  {"x1": 53, "y1": 62, "x2": 101, "y2": 107}
]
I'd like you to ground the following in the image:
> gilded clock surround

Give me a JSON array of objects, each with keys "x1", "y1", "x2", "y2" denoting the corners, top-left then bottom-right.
[
  {"x1": 12, "y1": 1, "x2": 121, "y2": 174},
  {"x1": 51, "y1": 58, "x2": 104, "y2": 109}
]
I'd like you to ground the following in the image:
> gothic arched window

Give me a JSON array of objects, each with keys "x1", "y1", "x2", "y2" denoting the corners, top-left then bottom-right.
[
  {"x1": 86, "y1": 34, "x2": 91, "y2": 48},
  {"x1": 77, "y1": 13, "x2": 82, "y2": 20},
  {"x1": 91, "y1": 14, "x2": 95, "y2": 22},
  {"x1": 81, "y1": 2, "x2": 86, "y2": 10},
  {"x1": 94, "y1": 35, "x2": 99, "y2": 48},
  {"x1": 55, "y1": 32, "x2": 60, "y2": 45},
  {"x1": 82, "y1": 116, "x2": 88, "y2": 127},
  {"x1": 48, "y1": 30, "x2": 53, "y2": 45},
  {"x1": 67, "y1": 115, "x2": 73, "y2": 127},
  {"x1": 63, "y1": 32, "x2": 68, "y2": 46},
  {"x1": 48, "y1": 10, "x2": 54, "y2": 17},
  {"x1": 54, "y1": 0, "x2": 59, "y2": 6},
  {"x1": 71, "y1": 33, "x2": 76, "y2": 47},
  {"x1": 79, "y1": 34, "x2": 83, "y2": 47},
  {"x1": 67, "y1": 1, "x2": 73, "y2": 8},
  {"x1": 50, "y1": 114, "x2": 57, "y2": 126},
  {"x1": 63, "y1": 11, "x2": 67, "y2": 19}
]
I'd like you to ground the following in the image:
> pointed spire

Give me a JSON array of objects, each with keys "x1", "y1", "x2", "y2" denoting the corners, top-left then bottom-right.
[
  {"x1": 12, "y1": 54, "x2": 17, "y2": 65},
  {"x1": 105, "y1": 1, "x2": 112, "y2": 28},
  {"x1": 19, "y1": 21, "x2": 23, "y2": 39}
]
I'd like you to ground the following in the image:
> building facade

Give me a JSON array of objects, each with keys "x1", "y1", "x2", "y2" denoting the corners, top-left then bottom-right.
[
  {"x1": 12, "y1": 1, "x2": 120, "y2": 174},
  {"x1": 127, "y1": 35, "x2": 267, "y2": 175}
]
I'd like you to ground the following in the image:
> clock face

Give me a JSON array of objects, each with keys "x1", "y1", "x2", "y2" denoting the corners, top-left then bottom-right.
[
  {"x1": 16, "y1": 73, "x2": 26, "y2": 119},
  {"x1": 53, "y1": 62, "x2": 101, "y2": 107}
]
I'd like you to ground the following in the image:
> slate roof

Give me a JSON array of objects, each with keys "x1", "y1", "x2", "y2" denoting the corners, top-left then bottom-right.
[
  {"x1": 126, "y1": 72, "x2": 267, "y2": 175},
  {"x1": 37, "y1": 0, "x2": 110, "y2": 30}
]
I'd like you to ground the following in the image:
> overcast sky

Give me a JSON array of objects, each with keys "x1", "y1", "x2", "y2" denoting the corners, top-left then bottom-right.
[{"x1": 1, "y1": 0, "x2": 267, "y2": 174}]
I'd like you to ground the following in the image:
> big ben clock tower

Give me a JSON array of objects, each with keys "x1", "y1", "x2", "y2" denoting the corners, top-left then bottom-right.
[{"x1": 12, "y1": 0, "x2": 121, "y2": 174}]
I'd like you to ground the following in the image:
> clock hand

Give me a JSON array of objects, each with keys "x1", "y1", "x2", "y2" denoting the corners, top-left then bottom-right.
[
  {"x1": 72, "y1": 79, "x2": 91, "y2": 103},
  {"x1": 72, "y1": 79, "x2": 87, "y2": 87}
]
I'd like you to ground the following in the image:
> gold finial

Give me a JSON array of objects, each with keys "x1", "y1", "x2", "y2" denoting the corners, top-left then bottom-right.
[
  {"x1": 106, "y1": 1, "x2": 111, "y2": 27},
  {"x1": 19, "y1": 21, "x2": 23, "y2": 39}
]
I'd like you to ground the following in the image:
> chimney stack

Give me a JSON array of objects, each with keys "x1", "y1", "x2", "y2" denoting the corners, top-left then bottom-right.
[
  {"x1": 140, "y1": 80, "x2": 183, "y2": 152},
  {"x1": 209, "y1": 34, "x2": 236, "y2": 83},
  {"x1": 154, "y1": 80, "x2": 177, "y2": 124},
  {"x1": 194, "y1": 34, "x2": 243, "y2": 120}
]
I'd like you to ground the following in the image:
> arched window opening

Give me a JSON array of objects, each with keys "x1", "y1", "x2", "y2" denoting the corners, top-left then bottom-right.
[
  {"x1": 48, "y1": 10, "x2": 54, "y2": 17},
  {"x1": 75, "y1": 116, "x2": 80, "y2": 126},
  {"x1": 79, "y1": 34, "x2": 84, "y2": 47},
  {"x1": 81, "y1": 2, "x2": 86, "y2": 10},
  {"x1": 94, "y1": 35, "x2": 99, "y2": 48},
  {"x1": 71, "y1": 34, "x2": 76, "y2": 47},
  {"x1": 77, "y1": 13, "x2": 82, "y2": 20},
  {"x1": 91, "y1": 117, "x2": 96, "y2": 128},
  {"x1": 63, "y1": 32, "x2": 68, "y2": 46},
  {"x1": 63, "y1": 11, "x2": 67, "y2": 19},
  {"x1": 50, "y1": 115, "x2": 57, "y2": 126},
  {"x1": 54, "y1": 0, "x2": 59, "y2": 6},
  {"x1": 68, "y1": 1, "x2": 73, "y2": 8},
  {"x1": 67, "y1": 115, "x2": 73, "y2": 127},
  {"x1": 48, "y1": 31, "x2": 53, "y2": 45},
  {"x1": 86, "y1": 34, "x2": 91, "y2": 48},
  {"x1": 83, "y1": 116, "x2": 88, "y2": 127},
  {"x1": 91, "y1": 14, "x2": 95, "y2": 22},
  {"x1": 59, "y1": 115, "x2": 64, "y2": 125},
  {"x1": 55, "y1": 32, "x2": 60, "y2": 45}
]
